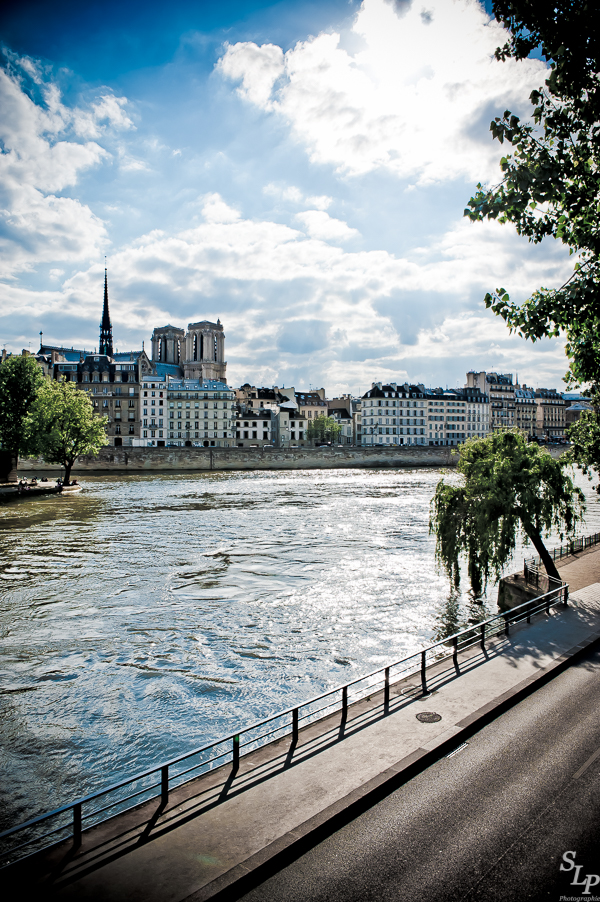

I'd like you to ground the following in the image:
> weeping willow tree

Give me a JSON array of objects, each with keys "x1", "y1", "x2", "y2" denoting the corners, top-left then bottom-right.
[{"x1": 430, "y1": 431, "x2": 585, "y2": 596}]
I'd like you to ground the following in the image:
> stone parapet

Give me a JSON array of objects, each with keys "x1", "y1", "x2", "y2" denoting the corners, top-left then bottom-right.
[{"x1": 18, "y1": 445, "x2": 458, "y2": 473}]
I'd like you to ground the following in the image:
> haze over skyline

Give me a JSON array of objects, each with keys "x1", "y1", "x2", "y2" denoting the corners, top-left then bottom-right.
[{"x1": 0, "y1": 0, "x2": 571, "y2": 394}]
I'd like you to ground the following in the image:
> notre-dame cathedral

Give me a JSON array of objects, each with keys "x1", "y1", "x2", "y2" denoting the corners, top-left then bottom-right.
[{"x1": 150, "y1": 321, "x2": 226, "y2": 382}]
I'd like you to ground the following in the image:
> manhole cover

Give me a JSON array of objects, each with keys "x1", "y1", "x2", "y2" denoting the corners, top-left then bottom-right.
[{"x1": 416, "y1": 712, "x2": 442, "y2": 723}]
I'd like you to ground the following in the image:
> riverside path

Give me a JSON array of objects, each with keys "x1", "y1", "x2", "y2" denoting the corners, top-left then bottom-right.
[{"x1": 6, "y1": 547, "x2": 600, "y2": 902}]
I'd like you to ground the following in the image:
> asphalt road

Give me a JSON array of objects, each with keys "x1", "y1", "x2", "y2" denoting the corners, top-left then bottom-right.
[{"x1": 235, "y1": 643, "x2": 600, "y2": 902}]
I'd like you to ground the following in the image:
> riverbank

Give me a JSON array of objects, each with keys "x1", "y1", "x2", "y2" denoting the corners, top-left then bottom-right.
[
  {"x1": 15, "y1": 444, "x2": 566, "y2": 474},
  {"x1": 0, "y1": 481, "x2": 63, "y2": 503}
]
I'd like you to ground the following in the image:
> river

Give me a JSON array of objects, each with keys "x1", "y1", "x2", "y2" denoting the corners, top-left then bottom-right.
[{"x1": 1, "y1": 467, "x2": 599, "y2": 831}]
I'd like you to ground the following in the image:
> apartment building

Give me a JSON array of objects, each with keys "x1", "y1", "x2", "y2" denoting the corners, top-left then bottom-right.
[
  {"x1": 514, "y1": 385, "x2": 536, "y2": 437},
  {"x1": 427, "y1": 386, "x2": 490, "y2": 446},
  {"x1": 166, "y1": 379, "x2": 235, "y2": 446},
  {"x1": 361, "y1": 383, "x2": 428, "y2": 446},
  {"x1": 534, "y1": 388, "x2": 567, "y2": 441},
  {"x1": 235, "y1": 407, "x2": 274, "y2": 447},
  {"x1": 466, "y1": 371, "x2": 515, "y2": 430}
]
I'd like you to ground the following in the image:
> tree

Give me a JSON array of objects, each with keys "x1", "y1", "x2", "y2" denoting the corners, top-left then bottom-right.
[
  {"x1": 0, "y1": 354, "x2": 44, "y2": 479},
  {"x1": 429, "y1": 431, "x2": 584, "y2": 596},
  {"x1": 29, "y1": 380, "x2": 108, "y2": 485},
  {"x1": 307, "y1": 415, "x2": 342, "y2": 444},
  {"x1": 465, "y1": 2, "x2": 600, "y2": 479}
]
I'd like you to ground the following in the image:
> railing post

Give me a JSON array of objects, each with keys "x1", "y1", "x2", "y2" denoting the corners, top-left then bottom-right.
[
  {"x1": 527, "y1": 602, "x2": 532, "y2": 623},
  {"x1": 384, "y1": 667, "x2": 390, "y2": 708},
  {"x1": 342, "y1": 685, "x2": 348, "y2": 719},
  {"x1": 564, "y1": 584, "x2": 569, "y2": 606},
  {"x1": 421, "y1": 650, "x2": 428, "y2": 695},
  {"x1": 292, "y1": 707, "x2": 299, "y2": 743},
  {"x1": 504, "y1": 614, "x2": 510, "y2": 637},
  {"x1": 161, "y1": 765, "x2": 169, "y2": 806},
  {"x1": 233, "y1": 734, "x2": 240, "y2": 768},
  {"x1": 73, "y1": 803, "x2": 82, "y2": 849},
  {"x1": 480, "y1": 623, "x2": 486, "y2": 652},
  {"x1": 452, "y1": 636, "x2": 458, "y2": 669}
]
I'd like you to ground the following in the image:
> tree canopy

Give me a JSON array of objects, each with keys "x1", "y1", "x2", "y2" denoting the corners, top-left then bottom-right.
[
  {"x1": 29, "y1": 380, "x2": 108, "y2": 485},
  {"x1": 307, "y1": 415, "x2": 342, "y2": 443},
  {"x1": 0, "y1": 354, "x2": 44, "y2": 464},
  {"x1": 430, "y1": 431, "x2": 584, "y2": 596},
  {"x1": 465, "y1": 1, "x2": 600, "y2": 480}
]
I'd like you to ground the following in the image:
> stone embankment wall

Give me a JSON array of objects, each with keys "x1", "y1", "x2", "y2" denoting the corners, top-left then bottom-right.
[{"x1": 18, "y1": 445, "x2": 460, "y2": 473}]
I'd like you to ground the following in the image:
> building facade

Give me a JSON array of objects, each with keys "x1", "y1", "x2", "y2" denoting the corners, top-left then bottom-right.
[
  {"x1": 466, "y1": 371, "x2": 515, "y2": 430},
  {"x1": 427, "y1": 385, "x2": 490, "y2": 446},
  {"x1": 514, "y1": 385, "x2": 536, "y2": 437},
  {"x1": 166, "y1": 379, "x2": 235, "y2": 446},
  {"x1": 361, "y1": 383, "x2": 428, "y2": 446},
  {"x1": 534, "y1": 388, "x2": 566, "y2": 441},
  {"x1": 151, "y1": 320, "x2": 226, "y2": 383},
  {"x1": 36, "y1": 272, "x2": 234, "y2": 447},
  {"x1": 235, "y1": 408, "x2": 274, "y2": 446}
]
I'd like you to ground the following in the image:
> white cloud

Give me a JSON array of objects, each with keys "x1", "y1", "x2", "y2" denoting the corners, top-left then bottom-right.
[
  {"x1": 218, "y1": 0, "x2": 547, "y2": 184},
  {"x1": 201, "y1": 193, "x2": 242, "y2": 223},
  {"x1": 218, "y1": 41, "x2": 284, "y2": 108},
  {"x1": 295, "y1": 210, "x2": 359, "y2": 242},
  {"x1": 2, "y1": 199, "x2": 570, "y2": 390},
  {"x1": 263, "y1": 183, "x2": 333, "y2": 210},
  {"x1": 0, "y1": 61, "x2": 134, "y2": 275}
]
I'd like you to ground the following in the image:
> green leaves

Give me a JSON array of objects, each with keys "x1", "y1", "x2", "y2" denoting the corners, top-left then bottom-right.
[
  {"x1": 467, "y1": 2, "x2": 600, "y2": 484},
  {"x1": 430, "y1": 431, "x2": 584, "y2": 595},
  {"x1": 307, "y1": 414, "x2": 342, "y2": 442},
  {"x1": 0, "y1": 355, "x2": 44, "y2": 459},
  {"x1": 29, "y1": 380, "x2": 108, "y2": 476}
]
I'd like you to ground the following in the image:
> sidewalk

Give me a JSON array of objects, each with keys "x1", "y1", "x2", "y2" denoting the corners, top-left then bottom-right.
[
  {"x1": 550, "y1": 542, "x2": 600, "y2": 592},
  {"x1": 9, "y1": 562, "x2": 600, "y2": 902}
]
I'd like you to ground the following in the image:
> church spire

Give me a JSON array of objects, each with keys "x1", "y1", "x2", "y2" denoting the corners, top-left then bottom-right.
[{"x1": 99, "y1": 259, "x2": 113, "y2": 357}]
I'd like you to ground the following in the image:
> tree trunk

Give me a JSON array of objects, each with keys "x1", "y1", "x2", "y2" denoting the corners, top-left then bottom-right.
[
  {"x1": 63, "y1": 461, "x2": 72, "y2": 486},
  {"x1": 1, "y1": 451, "x2": 18, "y2": 483},
  {"x1": 526, "y1": 527, "x2": 561, "y2": 581}
]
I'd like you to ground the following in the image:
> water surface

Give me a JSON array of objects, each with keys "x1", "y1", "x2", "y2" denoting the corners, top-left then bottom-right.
[{"x1": 1, "y1": 467, "x2": 598, "y2": 829}]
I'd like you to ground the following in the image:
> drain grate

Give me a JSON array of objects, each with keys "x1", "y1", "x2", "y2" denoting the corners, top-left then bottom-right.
[{"x1": 416, "y1": 711, "x2": 442, "y2": 723}]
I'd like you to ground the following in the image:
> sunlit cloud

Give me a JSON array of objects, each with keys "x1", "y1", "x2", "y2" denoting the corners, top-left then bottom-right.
[{"x1": 218, "y1": 0, "x2": 546, "y2": 184}]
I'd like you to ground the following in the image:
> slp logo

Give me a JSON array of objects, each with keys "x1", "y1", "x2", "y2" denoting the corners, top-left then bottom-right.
[{"x1": 561, "y1": 852, "x2": 600, "y2": 895}]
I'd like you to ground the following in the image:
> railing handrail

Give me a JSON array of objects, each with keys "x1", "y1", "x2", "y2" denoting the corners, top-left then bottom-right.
[
  {"x1": 0, "y1": 579, "x2": 568, "y2": 857},
  {"x1": 524, "y1": 530, "x2": 600, "y2": 569}
]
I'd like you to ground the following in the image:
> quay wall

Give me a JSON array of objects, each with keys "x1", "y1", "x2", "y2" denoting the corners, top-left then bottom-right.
[{"x1": 18, "y1": 445, "x2": 460, "y2": 473}]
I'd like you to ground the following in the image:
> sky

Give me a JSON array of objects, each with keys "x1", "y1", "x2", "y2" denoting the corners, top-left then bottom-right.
[{"x1": 0, "y1": 0, "x2": 573, "y2": 395}]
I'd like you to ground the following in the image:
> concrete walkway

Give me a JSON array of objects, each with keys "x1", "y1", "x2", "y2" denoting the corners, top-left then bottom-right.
[
  {"x1": 551, "y1": 542, "x2": 600, "y2": 592},
  {"x1": 9, "y1": 561, "x2": 600, "y2": 902}
]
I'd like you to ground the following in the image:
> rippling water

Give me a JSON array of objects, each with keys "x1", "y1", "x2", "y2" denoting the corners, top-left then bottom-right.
[{"x1": 1, "y1": 467, "x2": 599, "y2": 829}]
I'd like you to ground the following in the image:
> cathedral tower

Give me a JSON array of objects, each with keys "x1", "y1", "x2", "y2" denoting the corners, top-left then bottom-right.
[{"x1": 183, "y1": 319, "x2": 226, "y2": 381}]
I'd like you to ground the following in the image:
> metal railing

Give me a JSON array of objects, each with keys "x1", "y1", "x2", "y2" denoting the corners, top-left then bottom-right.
[
  {"x1": 524, "y1": 531, "x2": 600, "y2": 571},
  {"x1": 0, "y1": 580, "x2": 568, "y2": 869}
]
